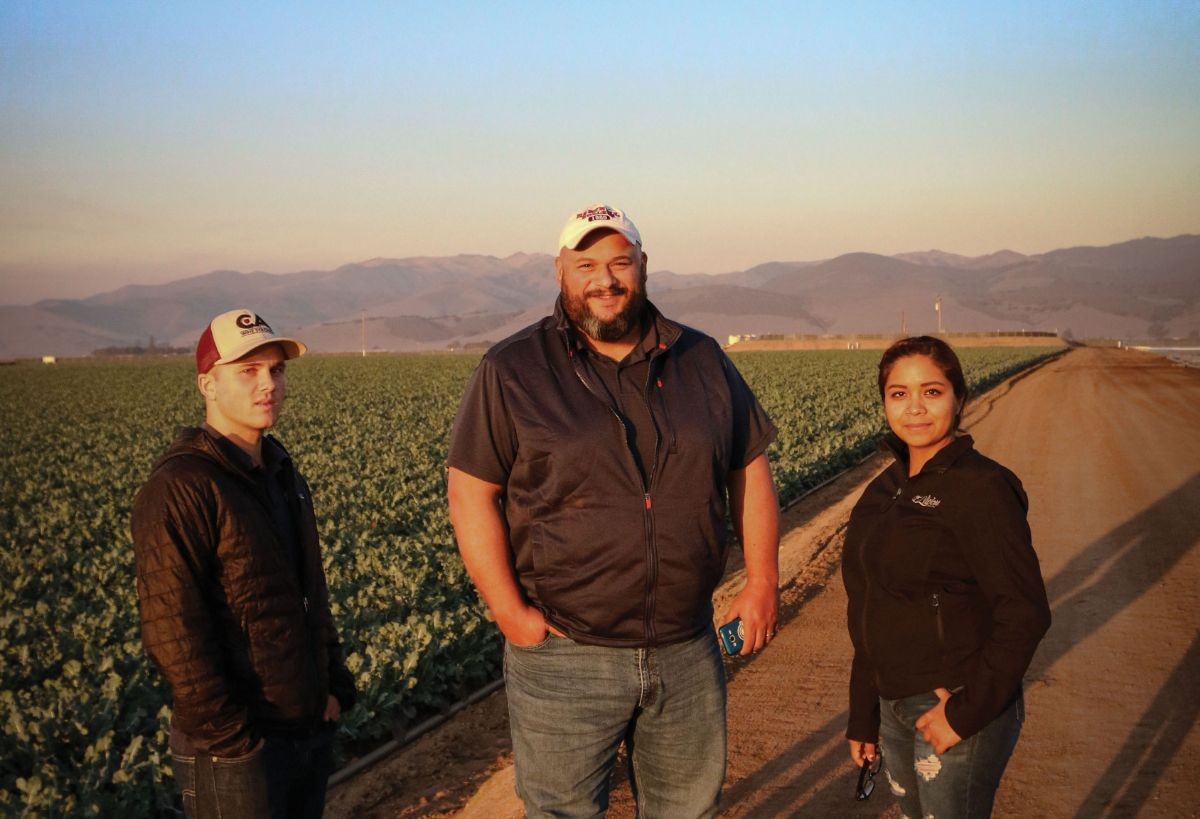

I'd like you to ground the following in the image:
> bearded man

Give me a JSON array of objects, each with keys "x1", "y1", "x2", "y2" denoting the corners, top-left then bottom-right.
[{"x1": 447, "y1": 204, "x2": 781, "y2": 818}]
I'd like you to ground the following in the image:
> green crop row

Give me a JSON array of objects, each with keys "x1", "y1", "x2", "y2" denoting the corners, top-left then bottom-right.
[{"x1": 0, "y1": 346, "x2": 1059, "y2": 816}]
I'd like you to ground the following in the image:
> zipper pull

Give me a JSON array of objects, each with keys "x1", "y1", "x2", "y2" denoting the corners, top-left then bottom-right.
[
  {"x1": 303, "y1": 596, "x2": 310, "y2": 613},
  {"x1": 644, "y1": 494, "x2": 652, "y2": 510},
  {"x1": 930, "y1": 593, "x2": 940, "y2": 609}
]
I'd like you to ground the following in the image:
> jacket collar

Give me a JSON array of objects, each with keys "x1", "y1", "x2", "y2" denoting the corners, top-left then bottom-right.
[
  {"x1": 157, "y1": 425, "x2": 291, "y2": 480},
  {"x1": 554, "y1": 297, "x2": 683, "y2": 357},
  {"x1": 881, "y1": 432, "x2": 975, "y2": 477}
]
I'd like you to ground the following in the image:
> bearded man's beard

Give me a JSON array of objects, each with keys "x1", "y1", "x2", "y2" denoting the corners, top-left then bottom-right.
[{"x1": 562, "y1": 280, "x2": 648, "y2": 342}]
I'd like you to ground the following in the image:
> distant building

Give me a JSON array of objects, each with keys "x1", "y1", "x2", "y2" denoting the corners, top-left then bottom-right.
[{"x1": 42, "y1": 355, "x2": 57, "y2": 365}]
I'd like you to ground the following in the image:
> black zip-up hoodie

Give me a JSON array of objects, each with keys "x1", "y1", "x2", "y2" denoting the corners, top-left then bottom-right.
[{"x1": 841, "y1": 434, "x2": 1051, "y2": 742}]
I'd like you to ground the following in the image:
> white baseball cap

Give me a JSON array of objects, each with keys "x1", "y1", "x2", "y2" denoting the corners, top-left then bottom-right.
[
  {"x1": 557, "y1": 203, "x2": 642, "y2": 251},
  {"x1": 195, "y1": 309, "x2": 306, "y2": 374}
]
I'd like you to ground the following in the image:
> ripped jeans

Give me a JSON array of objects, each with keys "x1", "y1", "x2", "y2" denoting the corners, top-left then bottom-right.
[{"x1": 878, "y1": 687, "x2": 1023, "y2": 819}]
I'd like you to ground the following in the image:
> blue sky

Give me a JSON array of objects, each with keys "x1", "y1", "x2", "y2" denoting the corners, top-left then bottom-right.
[{"x1": 2, "y1": 1, "x2": 1198, "y2": 303}]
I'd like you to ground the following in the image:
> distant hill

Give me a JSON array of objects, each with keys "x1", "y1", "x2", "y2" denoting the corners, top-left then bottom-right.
[
  {"x1": 3, "y1": 235, "x2": 1197, "y2": 357},
  {"x1": 894, "y1": 249, "x2": 1027, "y2": 269}
]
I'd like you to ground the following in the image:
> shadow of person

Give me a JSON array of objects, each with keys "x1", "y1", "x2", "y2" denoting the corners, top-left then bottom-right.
[
  {"x1": 1028, "y1": 471, "x2": 1200, "y2": 816},
  {"x1": 1029, "y1": 471, "x2": 1200, "y2": 683},
  {"x1": 719, "y1": 711, "x2": 896, "y2": 817},
  {"x1": 1071, "y1": 632, "x2": 1200, "y2": 818}
]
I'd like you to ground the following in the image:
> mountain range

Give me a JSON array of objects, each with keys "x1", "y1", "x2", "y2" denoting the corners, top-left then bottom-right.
[{"x1": 3, "y1": 235, "x2": 1197, "y2": 358}]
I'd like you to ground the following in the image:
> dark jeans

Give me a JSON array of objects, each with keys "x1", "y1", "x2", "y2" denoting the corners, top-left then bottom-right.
[
  {"x1": 504, "y1": 630, "x2": 727, "y2": 819},
  {"x1": 878, "y1": 687, "x2": 1024, "y2": 819},
  {"x1": 171, "y1": 728, "x2": 335, "y2": 819}
]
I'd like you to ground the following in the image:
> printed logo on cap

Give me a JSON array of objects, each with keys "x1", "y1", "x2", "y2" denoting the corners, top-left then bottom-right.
[
  {"x1": 575, "y1": 205, "x2": 622, "y2": 223},
  {"x1": 235, "y1": 312, "x2": 273, "y2": 336}
]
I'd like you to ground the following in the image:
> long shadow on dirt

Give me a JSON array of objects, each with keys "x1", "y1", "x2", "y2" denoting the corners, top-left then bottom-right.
[
  {"x1": 1036, "y1": 472, "x2": 1200, "y2": 624},
  {"x1": 1070, "y1": 632, "x2": 1200, "y2": 818},
  {"x1": 719, "y1": 710, "x2": 894, "y2": 817},
  {"x1": 1031, "y1": 472, "x2": 1200, "y2": 816}
]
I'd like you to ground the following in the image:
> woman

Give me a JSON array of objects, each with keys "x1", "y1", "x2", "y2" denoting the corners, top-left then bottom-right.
[{"x1": 842, "y1": 336, "x2": 1051, "y2": 818}]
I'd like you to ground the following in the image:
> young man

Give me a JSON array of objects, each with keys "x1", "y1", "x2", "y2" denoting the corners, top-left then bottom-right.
[
  {"x1": 448, "y1": 204, "x2": 781, "y2": 817},
  {"x1": 133, "y1": 309, "x2": 355, "y2": 819}
]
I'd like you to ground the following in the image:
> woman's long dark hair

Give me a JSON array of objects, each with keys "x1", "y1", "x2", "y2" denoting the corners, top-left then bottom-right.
[{"x1": 877, "y1": 336, "x2": 968, "y2": 432}]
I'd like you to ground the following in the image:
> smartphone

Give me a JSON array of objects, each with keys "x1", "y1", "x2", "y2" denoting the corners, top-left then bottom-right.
[{"x1": 718, "y1": 617, "x2": 745, "y2": 655}]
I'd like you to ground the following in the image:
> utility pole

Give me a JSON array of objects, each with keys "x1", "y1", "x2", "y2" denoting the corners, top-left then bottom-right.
[
  {"x1": 935, "y1": 295, "x2": 943, "y2": 334},
  {"x1": 361, "y1": 310, "x2": 366, "y2": 357},
  {"x1": 900, "y1": 310, "x2": 907, "y2": 335}
]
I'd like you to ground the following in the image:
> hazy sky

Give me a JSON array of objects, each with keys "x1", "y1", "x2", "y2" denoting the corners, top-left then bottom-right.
[{"x1": 2, "y1": 1, "x2": 1198, "y2": 304}]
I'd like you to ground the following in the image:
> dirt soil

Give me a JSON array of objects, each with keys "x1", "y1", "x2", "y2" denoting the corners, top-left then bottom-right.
[{"x1": 326, "y1": 347, "x2": 1200, "y2": 818}]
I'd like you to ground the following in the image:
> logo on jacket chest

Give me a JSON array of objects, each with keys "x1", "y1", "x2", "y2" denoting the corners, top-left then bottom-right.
[{"x1": 911, "y1": 494, "x2": 942, "y2": 508}]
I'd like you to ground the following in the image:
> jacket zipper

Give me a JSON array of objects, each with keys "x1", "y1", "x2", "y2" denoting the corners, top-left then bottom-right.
[
  {"x1": 642, "y1": 493, "x2": 657, "y2": 643},
  {"x1": 568, "y1": 345, "x2": 664, "y2": 644},
  {"x1": 931, "y1": 592, "x2": 944, "y2": 647},
  {"x1": 640, "y1": 354, "x2": 665, "y2": 644}
]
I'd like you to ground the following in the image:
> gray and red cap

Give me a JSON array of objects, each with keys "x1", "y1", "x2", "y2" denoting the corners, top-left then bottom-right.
[{"x1": 195, "y1": 309, "x2": 306, "y2": 374}]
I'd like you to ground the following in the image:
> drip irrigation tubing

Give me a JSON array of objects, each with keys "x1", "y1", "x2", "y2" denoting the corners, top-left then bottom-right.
[{"x1": 327, "y1": 677, "x2": 505, "y2": 788}]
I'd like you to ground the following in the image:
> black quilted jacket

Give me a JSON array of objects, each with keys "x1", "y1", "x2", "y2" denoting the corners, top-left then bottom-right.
[{"x1": 133, "y1": 427, "x2": 356, "y2": 757}]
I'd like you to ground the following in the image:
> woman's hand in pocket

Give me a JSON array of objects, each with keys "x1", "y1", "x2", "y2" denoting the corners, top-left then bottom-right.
[{"x1": 915, "y1": 688, "x2": 963, "y2": 753}]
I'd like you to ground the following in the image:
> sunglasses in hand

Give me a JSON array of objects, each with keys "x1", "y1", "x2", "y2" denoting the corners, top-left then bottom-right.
[{"x1": 856, "y1": 753, "x2": 882, "y2": 801}]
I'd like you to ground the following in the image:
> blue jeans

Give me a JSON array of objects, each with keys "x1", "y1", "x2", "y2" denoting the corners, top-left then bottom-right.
[
  {"x1": 170, "y1": 728, "x2": 334, "y2": 819},
  {"x1": 504, "y1": 630, "x2": 727, "y2": 818},
  {"x1": 170, "y1": 743, "x2": 270, "y2": 819},
  {"x1": 878, "y1": 688, "x2": 1024, "y2": 819}
]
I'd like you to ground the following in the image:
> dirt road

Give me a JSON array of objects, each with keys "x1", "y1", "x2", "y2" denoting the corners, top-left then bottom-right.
[{"x1": 328, "y1": 347, "x2": 1200, "y2": 818}]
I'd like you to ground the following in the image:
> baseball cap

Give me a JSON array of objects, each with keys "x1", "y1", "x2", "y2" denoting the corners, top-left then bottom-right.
[
  {"x1": 195, "y1": 309, "x2": 307, "y2": 374},
  {"x1": 557, "y1": 203, "x2": 642, "y2": 251}
]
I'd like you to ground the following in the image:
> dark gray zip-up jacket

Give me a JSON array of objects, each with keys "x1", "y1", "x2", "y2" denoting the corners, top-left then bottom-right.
[
  {"x1": 133, "y1": 428, "x2": 356, "y2": 757},
  {"x1": 449, "y1": 301, "x2": 775, "y2": 648},
  {"x1": 842, "y1": 434, "x2": 1051, "y2": 743}
]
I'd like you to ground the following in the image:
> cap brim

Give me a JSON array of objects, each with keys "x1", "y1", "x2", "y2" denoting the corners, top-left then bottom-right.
[{"x1": 213, "y1": 337, "x2": 307, "y2": 367}]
